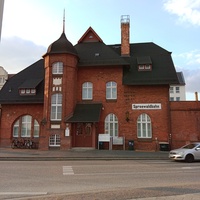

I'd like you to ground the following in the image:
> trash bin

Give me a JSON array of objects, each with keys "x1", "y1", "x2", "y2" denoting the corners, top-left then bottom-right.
[
  {"x1": 99, "y1": 142, "x2": 103, "y2": 150},
  {"x1": 159, "y1": 142, "x2": 169, "y2": 151},
  {"x1": 128, "y1": 140, "x2": 134, "y2": 150}
]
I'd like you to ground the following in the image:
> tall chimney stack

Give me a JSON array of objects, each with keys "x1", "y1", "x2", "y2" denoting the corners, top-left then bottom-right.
[{"x1": 121, "y1": 15, "x2": 130, "y2": 57}]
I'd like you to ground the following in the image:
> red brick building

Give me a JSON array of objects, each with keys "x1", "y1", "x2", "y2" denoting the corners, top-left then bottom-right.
[{"x1": 0, "y1": 16, "x2": 199, "y2": 151}]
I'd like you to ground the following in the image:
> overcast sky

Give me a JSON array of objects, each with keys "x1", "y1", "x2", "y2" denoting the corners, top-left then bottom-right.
[{"x1": 0, "y1": 0, "x2": 200, "y2": 100}]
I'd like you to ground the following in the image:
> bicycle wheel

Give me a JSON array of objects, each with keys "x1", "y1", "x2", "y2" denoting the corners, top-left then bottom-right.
[
  {"x1": 11, "y1": 142, "x2": 15, "y2": 149},
  {"x1": 31, "y1": 142, "x2": 36, "y2": 149}
]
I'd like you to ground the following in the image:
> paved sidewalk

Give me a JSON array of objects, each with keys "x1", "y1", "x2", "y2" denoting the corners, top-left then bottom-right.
[{"x1": 0, "y1": 147, "x2": 169, "y2": 161}]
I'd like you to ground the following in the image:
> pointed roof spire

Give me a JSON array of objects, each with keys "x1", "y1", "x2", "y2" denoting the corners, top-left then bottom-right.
[{"x1": 63, "y1": 9, "x2": 65, "y2": 33}]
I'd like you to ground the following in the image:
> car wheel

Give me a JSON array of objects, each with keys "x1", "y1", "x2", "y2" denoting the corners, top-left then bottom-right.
[{"x1": 185, "y1": 154, "x2": 194, "y2": 163}]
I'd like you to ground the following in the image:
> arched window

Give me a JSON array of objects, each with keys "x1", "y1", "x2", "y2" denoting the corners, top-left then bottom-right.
[
  {"x1": 137, "y1": 113, "x2": 152, "y2": 138},
  {"x1": 82, "y1": 82, "x2": 93, "y2": 100},
  {"x1": 106, "y1": 81, "x2": 117, "y2": 99},
  {"x1": 105, "y1": 113, "x2": 118, "y2": 137},
  {"x1": 52, "y1": 62, "x2": 63, "y2": 74},
  {"x1": 51, "y1": 93, "x2": 62, "y2": 120},
  {"x1": 12, "y1": 115, "x2": 40, "y2": 138}
]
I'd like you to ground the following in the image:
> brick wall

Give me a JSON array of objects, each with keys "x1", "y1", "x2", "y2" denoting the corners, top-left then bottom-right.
[
  {"x1": 77, "y1": 66, "x2": 171, "y2": 151},
  {"x1": 170, "y1": 101, "x2": 200, "y2": 149},
  {"x1": 0, "y1": 104, "x2": 43, "y2": 147}
]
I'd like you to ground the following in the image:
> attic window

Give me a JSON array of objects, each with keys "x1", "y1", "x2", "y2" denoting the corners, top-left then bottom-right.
[
  {"x1": 18, "y1": 78, "x2": 42, "y2": 96},
  {"x1": 137, "y1": 56, "x2": 152, "y2": 71},
  {"x1": 138, "y1": 64, "x2": 152, "y2": 71},
  {"x1": 95, "y1": 53, "x2": 100, "y2": 57},
  {"x1": 19, "y1": 88, "x2": 36, "y2": 95},
  {"x1": 89, "y1": 35, "x2": 93, "y2": 39}
]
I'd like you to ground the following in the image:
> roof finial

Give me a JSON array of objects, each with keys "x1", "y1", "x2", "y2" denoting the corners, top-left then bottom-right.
[{"x1": 63, "y1": 9, "x2": 65, "y2": 33}]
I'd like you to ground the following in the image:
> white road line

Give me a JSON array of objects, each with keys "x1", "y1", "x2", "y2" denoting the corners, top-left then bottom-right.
[
  {"x1": 0, "y1": 192, "x2": 48, "y2": 195},
  {"x1": 63, "y1": 166, "x2": 74, "y2": 175},
  {"x1": 182, "y1": 166, "x2": 200, "y2": 169}
]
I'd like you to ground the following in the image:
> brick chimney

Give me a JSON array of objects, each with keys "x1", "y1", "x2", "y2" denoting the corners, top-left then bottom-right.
[{"x1": 121, "y1": 15, "x2": 130, "y2": 57}]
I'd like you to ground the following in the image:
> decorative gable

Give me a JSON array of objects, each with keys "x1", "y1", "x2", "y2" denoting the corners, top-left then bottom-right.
[{"x1": 78, "y1": 27, "x2": 103, "y2": 43}]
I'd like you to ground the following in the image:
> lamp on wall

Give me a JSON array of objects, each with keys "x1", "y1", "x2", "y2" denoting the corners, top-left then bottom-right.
[
  {"x1": 41, "y1": 118, "x2": 47, "y2": 126},
  {"x1": 125, "y1": 111, "x2": 130, "y2": 122}
]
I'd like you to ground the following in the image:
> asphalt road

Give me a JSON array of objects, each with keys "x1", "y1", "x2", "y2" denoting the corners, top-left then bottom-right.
[{"x1": 0, "y1": 160, "x2": 200, "y2": 200}]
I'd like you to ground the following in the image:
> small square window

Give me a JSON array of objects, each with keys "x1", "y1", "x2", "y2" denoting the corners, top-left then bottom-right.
[
  {"x1": 26, "y1": 89, "x2": 30, "y2": 94},
  {"x1": 20, "y1": 89, "x2": 25, "y2": 94}
]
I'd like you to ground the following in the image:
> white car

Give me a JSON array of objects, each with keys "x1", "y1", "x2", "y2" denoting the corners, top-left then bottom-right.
[{"x1": 169, "y1": 143, "x2": 200, "y2": 162}]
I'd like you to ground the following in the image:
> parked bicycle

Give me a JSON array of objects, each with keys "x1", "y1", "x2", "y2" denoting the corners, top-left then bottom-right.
[{"x1": 11, "y1": 138, "x2": 36, "y2": 149}]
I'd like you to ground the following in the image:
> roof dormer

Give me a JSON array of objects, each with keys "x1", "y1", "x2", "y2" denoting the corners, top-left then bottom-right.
[{"x1": 137, "y1": 56, "x2": 152, "y2": 71}]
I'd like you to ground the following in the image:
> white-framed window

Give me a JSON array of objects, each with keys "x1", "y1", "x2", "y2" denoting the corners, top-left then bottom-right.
[
  {"x1": 19, "y1": 88, "x2": 36, "y2": 95},
  {"x1": 20, "y1": 89, "x2": 25, "y2": 94},
  {"x1": 33, "y1": 120, "x2": 39, "y2": 137},
  {"x1": 52, "y1": 62, "x2": 63, "y2": 74},
  {"x1": 31, "y1": 89, "x2": 36, "y2": 94},
  {"x1": 82, "y1": 82, "x2": 93, "y2": 100},
  {"x1": 106, "y1": 81, "x2": 117, "y2": 99},
  {"x1": 169, "y1": 87, "x2": 174, "y2": 93},
  {"x1": 138, "y1": 64, "x2": 152, "y2": 71},
  {"x1": 51, "y1": 93, "x2": 62, "y2": 120},
  {"x1": 176, "y1": 86, "x2": 180, "y2": 93},
  {"x1": 176, "y1": 97, "x2": 180, "y2": 101},
  {"x1": 170, "y1": 97, "x2": 174, "y2": 101},
  {"x1": 105, "y1": 113, "x2": 118, "y2": 137},
  {"x1": 12, "y1": 115, "x2": 40, "y2": 138},
  {"x1": 13, "y1": 120, "x2": 19, "y2": 137},
  {"x1": 49, "y1": 134, "x2": 61, "y2": 147},
  {"x1": 137, "y1": 113, "x2": 152, "y2": 138},
  {"x1": 21, "y1": 115, "x2": 32, "y2": 137}
]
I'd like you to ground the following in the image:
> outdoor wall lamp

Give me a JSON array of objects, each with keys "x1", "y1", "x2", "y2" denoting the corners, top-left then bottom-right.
[
  {"x1": 41, "y1": 118, "x2": 47, "y2": 126},
  {"x1": 126, "y1": 111, "x2": 130, "y2": 122}
]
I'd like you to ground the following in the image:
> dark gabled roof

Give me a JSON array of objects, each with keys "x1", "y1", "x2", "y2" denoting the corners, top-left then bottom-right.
[
  {"x1": 109, "y1": 42, "x2": 178, "y2": 85},
  {"x1": 137, "y1": 56, "x2": 152, "y2": 65},
  {"x1": 75, "y1": 42, "x2": 129, "y2": 67},
  {"x1": 0, "y1": 59, "x2": 44, "y2": 104},
  {"x1": 44, "y1": 32, "x2": 78, "y2": 57},
  {"x1": 66, "y1": 103, "x2": 102, "y2": 122},
  {"x1": 19, "y1": 78, "x2": 43, "y2": 89},
  {"x1": 176, "y1": 72, "x2": 186, "y2": 85}
]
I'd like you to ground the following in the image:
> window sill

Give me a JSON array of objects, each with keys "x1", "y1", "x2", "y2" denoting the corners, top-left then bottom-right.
[
  {"x1": 106, "y1": 99, "x2": 117, "y2": 103},
  {"x1": 137, "y1": 138, "x2": 152, "y2": 142}
]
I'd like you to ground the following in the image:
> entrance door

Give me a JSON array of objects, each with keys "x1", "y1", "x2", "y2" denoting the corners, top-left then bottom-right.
[{"x1": 74, "y1": 123, "x2": 92, "y2": 147}]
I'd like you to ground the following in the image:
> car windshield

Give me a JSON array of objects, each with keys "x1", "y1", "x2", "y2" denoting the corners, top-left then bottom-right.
[{"x1": 182, "y1": 143, "x2": 198, "y2": 149}]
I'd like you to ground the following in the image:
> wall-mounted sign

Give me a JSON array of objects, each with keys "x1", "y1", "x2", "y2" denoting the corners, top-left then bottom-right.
[{"x1": 132, "y1": 103, "x2": 161, "y2": 110}]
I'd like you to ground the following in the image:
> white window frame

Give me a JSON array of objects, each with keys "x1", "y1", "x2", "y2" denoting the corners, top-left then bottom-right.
[
  {"x1": 105, "y1": 113, "x2": 118, "y2": 137},
  {"x1": 33, "y1": 120, "x2": 39, "y2": 137},
  {"x1": 12, "y1": 115, "x2": 40, "y2": 138},
  {"x1": 137, "y1": 113, "x2": 152, "y2": 139},
  {"x1": 49, "y1": 134, "x2": 61, "y2": 147},
  {"x1": 13, "y1": 120, "x2": 19, "y2": 137},
  {"x1": 21, "y1": 115, "x2": 32, "y2": 137},
  {"x1": 169, "y1": 87, "x2": 174, "y2": 93},
  {"x1": 176, "y1": 86, "x2": 180, "y2": 93},
  {"x1": 106, "y1": 81, "x2": 117, "y2": 100},
  {"x1": 82, "y1": 82, "x2": 93, "y2": 100},
  {"x1": 52, "y1": 62, "x2": 63, "y2": 74},
  {"x1": 51, "y1": 93, "x2": 62, "y2": 121}
]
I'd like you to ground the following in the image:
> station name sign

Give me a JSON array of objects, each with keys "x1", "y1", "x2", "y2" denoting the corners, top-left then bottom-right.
[{"x1": 132, "y1": 103, "x2": 161, "y2": 110}]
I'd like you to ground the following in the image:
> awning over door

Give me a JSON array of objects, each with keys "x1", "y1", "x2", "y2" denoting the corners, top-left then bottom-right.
[{"x1": 66, "y1": 103, "x2": 102, "y2": 123}]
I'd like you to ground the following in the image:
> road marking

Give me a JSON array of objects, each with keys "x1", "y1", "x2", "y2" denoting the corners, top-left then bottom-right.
[
  {"x1": 0, "y1": 192, "x2": 48, "y2": 195},
  {"x1": 182, "y1": 166, "x2": 200, "y2": 169},
  {"x1": 63, "y1": 166, "x2": 74, "y2": 175}
]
